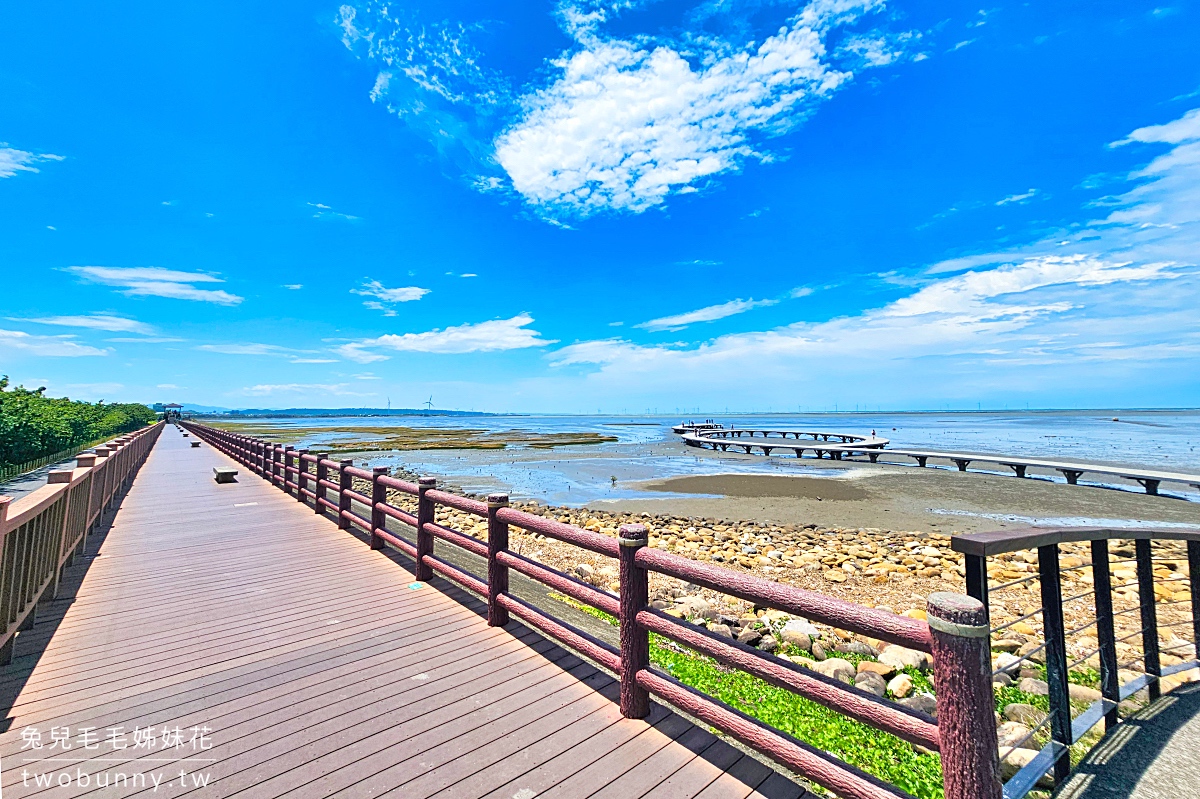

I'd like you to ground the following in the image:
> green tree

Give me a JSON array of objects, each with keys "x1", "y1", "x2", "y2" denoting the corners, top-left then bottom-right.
[{"x1": 0, "y1": 376, "x2": 155, "y2": 470}]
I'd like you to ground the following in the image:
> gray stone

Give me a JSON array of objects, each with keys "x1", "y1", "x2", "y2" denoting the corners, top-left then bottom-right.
[
  {"x1": 992, "y1": 672, "x2": 1012, "y2": 687},
  {"x1": 708, "y1": 623, "x2": 734, "y2": 639},
  {"x1": 574, "y1": 563, "x2": 594, "y2": 581},
  {"x1": 737, "y1": 627, "x2": 763, "y2": 646},
  {"x1": 779, "y1": 629, "x2": 812, "y2": 652},
  {"x1": 756, "y1": 634, "x2": 778, "y2": 653},
  {"x1": 898, "y1": 693, "x2": 937, "y2": 717},
  {"x1": 855, "y1": 671, "x2": 887, "y2": 697},
  {"x1": 813, "y1": 657, "x2": 856, "y2": 684},
  {"x1": 878, "y1": 645, "x2": 931, "y2": 672},
  {"x1": 1003, "y1": 703, "x2": 1046, "y2": 727},
  {"x1": 996, "y1": 721, "x2": 1032, "y2": 749},
  {"x1": 810, "y1": 641, "x2": 828, "y2": 661},
  {"x1": 1017, "y1": 677, "x2": 1050, "y2": 696},
  {"x1": 836, "y1": 641, "x2": 879, "y2": 658}
]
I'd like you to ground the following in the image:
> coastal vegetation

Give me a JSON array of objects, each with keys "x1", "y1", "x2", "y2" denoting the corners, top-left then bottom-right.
[
  {"x1": 0, "y1": 376, "x2": 155, "y2": 473},
  {"x1": 201, "y1": 420, "x2": 617, "y2": 452}
]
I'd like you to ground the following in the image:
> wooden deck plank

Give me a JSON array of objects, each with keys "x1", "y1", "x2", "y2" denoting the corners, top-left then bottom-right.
[{"x1": 0, "y1": 428, "x2": 803, "y2": 798}]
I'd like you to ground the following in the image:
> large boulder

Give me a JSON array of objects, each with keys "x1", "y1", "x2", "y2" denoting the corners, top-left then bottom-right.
[
  {"x1": 855, "y1": 671, "x2": 887, "y2": 697},
  {"x1": 813, "y1": 658, "x2": 856, "y2": 684}
]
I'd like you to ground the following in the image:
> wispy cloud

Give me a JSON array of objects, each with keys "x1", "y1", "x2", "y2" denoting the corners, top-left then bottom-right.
[
  {"x1": 107, "y1": 336, "x2": 185, "y2": 343},
  {"x1": 65, "y1": 266, "x2": 243, "y2": 305},
  {"x1": 13, "y1": 313, "x2": 156, "y2": 335},
  {"x1": 196, "y1": 343, "x2": 291, "y2": 356},
  {"x1": 282, "y1": 284, "x2": 304, "y2": 290},
  {"x1": 307, "y1": 202, "x2": 360, "y2": 221},
  {"x1": 636, "y1": 298, "x2": 778, "y2": 332},
  {"x1": 948, "y1": 39, "x2": 976, "y2": 52},
  {"x1": 0, "y1": 328, "x2": 109, "y2": 357},
  {"x1": 337, "y1": 313, "x2": 555, "y2": 362},
  {"x1": 1110, "y1": 107, "x2": 1200, "y2": 147},
  {"x1": 242, "y1": 383, "x2": 372, "y2": 397},
  {"x1": 351, "y1": 280, "x2": 431, "y2": 316},
  {"x1": 996, "y1": 188, "x2": 1039, "y2": 206},
  {"x1": 0, "y1": 145, "x2": 64, "y2": 178},
  {"x1": 289, "y1": 358, "x2": 339, "y2": 364}
]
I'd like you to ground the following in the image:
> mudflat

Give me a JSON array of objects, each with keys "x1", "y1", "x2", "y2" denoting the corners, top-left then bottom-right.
[{"x1": 610, "y1": 463, "x2": 1200, "y2": 534}]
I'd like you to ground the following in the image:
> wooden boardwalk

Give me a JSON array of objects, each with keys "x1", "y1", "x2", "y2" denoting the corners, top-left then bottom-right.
[{"x1": 0, "y1": 430, "x2": 806, "y2": 798}]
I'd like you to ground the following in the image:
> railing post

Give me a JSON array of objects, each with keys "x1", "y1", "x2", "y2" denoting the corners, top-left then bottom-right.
[
  {"x1": 1135, "y1": 538, "x2": 1161, "y2": 701},
  {"x1": 1091, "y1": 539, "x2": 1121, "y2": 730},
  {"x1": 283, "y1": 447, "x2": 295, "y2": 496},
  {"x1": 314, "y1": 455, "x2": 328, "y2": 515},
  {"x1": 369, "y1": 467, "x2": 388, "y2": 550},
  {"x1": 927, "y1": 592, "x2": 1002, "y2": 799},
  {"x1": 618, "y1": 522, "x2": 650, "y2": 719},
  {"x1": 415, "y1": 477, "x2": 435, "y2": 582},
  {"x1": 337, "y1": 459, "x2": 353, "y2": 531},
  {"x1": 963, "y1": 553, "x2": 990, "y2": 626},
  {"x1": 295, "y1": 450, "x2": 309, "y2": 504},
  {"x1": 76, "y1": 454, "x2": 97, "y2": 549},
  {"x1": 1189, "y1": 541, "x2": 1200, "y2": 656},
  {"x1": 0, "y1": 496, "x2": 11, "y2": 665},
  {"x1": 486, "y1": 493, "x2": 510, "y2": 627},
  {"x1": 47, "y1": 471, "x2": 73, "y2": 598},
  {"x1": 1038, "y1": 543, "x2": 1073, "y2": 784}
]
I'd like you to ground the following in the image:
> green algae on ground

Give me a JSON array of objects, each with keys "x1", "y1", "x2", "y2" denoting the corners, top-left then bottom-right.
[{"x1": 200, "y1": 421, "x2": 617, "y2": 452}]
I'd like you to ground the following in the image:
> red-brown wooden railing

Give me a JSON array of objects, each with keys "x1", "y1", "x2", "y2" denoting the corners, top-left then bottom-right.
[
  {"x1": 182, "y1": 421, "x2": 1001, "y2": 799},
  {"x1": 0, "y1": 421, "x2": 163, "y2": 664}
]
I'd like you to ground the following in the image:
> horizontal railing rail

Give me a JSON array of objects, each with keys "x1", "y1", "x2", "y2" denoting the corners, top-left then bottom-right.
[
  {"x1": 953, "y1": 526, "x2": 1199, "y2": 798},
  {"x1": 183, "y1": 421, "x2": 1005, "y2": 799},
  {"x1": 0, "y1": 421, "x2": 163, "y2": 664}
]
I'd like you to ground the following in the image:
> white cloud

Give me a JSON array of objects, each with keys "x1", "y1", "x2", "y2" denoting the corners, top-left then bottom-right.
[
  {"x1": 242, "y1": 383, "x2": 372, "y2": 397},
  {"x1": 337, "y1": 313, "x2": 555, "y2": 361},
  {"x1": 157, "y1": 384, "x2": 181, "y2": 389},
  {"x1": 0, "y1": 145, "x2": 64, "y2": 178},
  {"x1": 65, "y1": 266, "x2": 243, "y2": 305},
  {"x1": 636, "y1": 298, "x2": 778, "y2": 331},
  {"x1": 352, "y1": 280, "x2": 430, "y2": 304},
  {"x1": 0, "y1": 328, "x2": 109, "y2": 357},
  {"x1": 996, "y1": 188, "x2": 1038, "y2": 206},
  {"x1": 107, "y1": 336, "x2": 184, "y2": 343},
  {"x1": 495, "y1": 4, "x2": 883, "y2": 218},
  {"x1": 290, "y1": 357, "x2": 339, "y2": 364},
  {"x1": 283, "y1": 284, "x2": 304, "y2": 290},
  {"x1": 307, "y1": 202, "x2": 360, "y2": 221},
  {"x1": 1111, "y1": 108, "x2": 1200, "y2": 147},
  {"x1": 196, "y1": 343, "x2": 291, "y2": 356},
  {"x1": 948, "y1": 39, "x2": 976, "y2": 52},
  {"x1": 547, "y1": 107, "x2": 1200, "y2": 404},
  {"x1": 14, "y1": 314, "x2": 156, "y2": 335}
]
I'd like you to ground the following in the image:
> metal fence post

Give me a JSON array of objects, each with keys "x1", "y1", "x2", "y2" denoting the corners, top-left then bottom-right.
[
  {"x1": 1038, "y1": 543, "x2": 1073, "y2": 784},
  {"x1": 1189, "y1": 541, "x2": 1200, "y2": 656},
  {"x1": 487, "y1": 493, "x2": 510, "y2": 627},
  {"x1": 927, "y1": 592, "x2": 1002, "y2": 799},
  {"x1": 337, "y1": 459, "x2": 353, "y2": 531},
  {"x1": 1135, "y1": 538, "x2": 1161, "y2": 701},
  {"x1": 618, "y1": 522, "x2": 650, "y2": 719},
  {"x1": 415, "y1": 477, "x2": 435, "y2": 582},
  {"x1": 1091, "y1": 539, "x2": 1121, "y2": 730},
  {"x1": 963, "y1": 553, "x2": 990, "y2": 627},
  {"x1": 369, "y1": 467, "x2": 388, "y2": 550},
  {"x1": 314, "y1": 455, "x2": 328, "y2": 515}
]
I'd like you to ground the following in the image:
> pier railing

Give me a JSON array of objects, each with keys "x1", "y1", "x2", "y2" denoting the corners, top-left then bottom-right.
[
  {"x1": 954, "y1": 528, "x2": 1199, "y2": 797},
  {"x1": 0, "y1": 421, "x2": 163, "y2": 663},
  {"x1": 184, "y1": 420, "x2": 1007, "y2": 799}
]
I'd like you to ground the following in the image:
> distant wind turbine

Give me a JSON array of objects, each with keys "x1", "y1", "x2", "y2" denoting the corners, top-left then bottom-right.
[{"x1": 424, "y1": 396, "x2": 434, "y2": 411}]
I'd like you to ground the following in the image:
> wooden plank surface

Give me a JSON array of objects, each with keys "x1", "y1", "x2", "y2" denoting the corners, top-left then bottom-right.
[{"x1": 0, "y1": 428, "x2": 808, "y2": 798}]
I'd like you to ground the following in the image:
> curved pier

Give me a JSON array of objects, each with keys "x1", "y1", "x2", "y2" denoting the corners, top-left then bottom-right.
[{"x1": 679, "y1": 427, "x2": 1200, "y2": 498}]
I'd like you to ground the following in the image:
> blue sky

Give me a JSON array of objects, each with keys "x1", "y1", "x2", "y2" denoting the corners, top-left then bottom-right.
[{"x1": 2, "y1": 1, "x2": 1199, "y2": 412}]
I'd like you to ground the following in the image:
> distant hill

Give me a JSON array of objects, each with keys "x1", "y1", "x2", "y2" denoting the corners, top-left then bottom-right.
[{"x1": 195, "y1": 407, "x2": 497, "y2": 418}]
